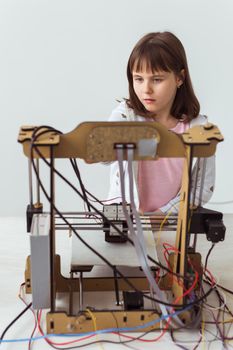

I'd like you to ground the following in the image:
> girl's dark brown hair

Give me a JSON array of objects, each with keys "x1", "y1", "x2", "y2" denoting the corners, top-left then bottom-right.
[{"x1": 126, "y1": 32, "x2": 200, "y2": 121}]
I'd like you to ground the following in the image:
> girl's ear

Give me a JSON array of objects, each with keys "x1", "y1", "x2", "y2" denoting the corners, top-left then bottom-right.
[
  {"x1": 180, "y1": 69, "x2": 185, "y2": 80},
  {"x1": 177, "y1": 69, "x2": 185, "y2": 88}
]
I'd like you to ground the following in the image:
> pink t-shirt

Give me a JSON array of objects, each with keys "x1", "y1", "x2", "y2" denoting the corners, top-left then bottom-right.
[{"x1": 138, "y1": 121, "x2": 189, "y2": 212}]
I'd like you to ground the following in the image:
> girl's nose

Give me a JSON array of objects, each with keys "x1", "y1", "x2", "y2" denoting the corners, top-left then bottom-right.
[{"x1": 143, "y1": 81, "x2": 153, "y2": 94}]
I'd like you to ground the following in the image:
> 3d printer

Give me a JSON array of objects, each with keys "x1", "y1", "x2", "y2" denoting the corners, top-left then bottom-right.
[{"x1": 18, "y1": 120, "x2": 225, "y2": 334}]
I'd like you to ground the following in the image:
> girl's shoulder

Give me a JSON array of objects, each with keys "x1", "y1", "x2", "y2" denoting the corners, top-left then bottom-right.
[
  {"x1": 190, "y1": 114, "x2": 208, "y2": 127},
  {"x1": 109, "y1": 100, "x2": 144, "y2": 122}
]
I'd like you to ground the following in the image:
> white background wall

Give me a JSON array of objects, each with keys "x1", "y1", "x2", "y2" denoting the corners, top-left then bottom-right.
[{"x1": 0, "y1": 0, "x2": 232, "y2": 216}]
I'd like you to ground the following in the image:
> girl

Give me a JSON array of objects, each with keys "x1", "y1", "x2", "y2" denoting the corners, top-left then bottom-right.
[{"x1": 107, "y1": 31, "x2": 215, "y2": 214}]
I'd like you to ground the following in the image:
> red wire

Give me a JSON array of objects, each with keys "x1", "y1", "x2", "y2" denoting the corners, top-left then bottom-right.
[
  {"x1": 163, "y1": 245, "x2": 186, "y2": 290},
  {"x1": 163, "y1": 242, "x2": 179, "y2": 252},
  {"x1": 155, "y1": 267, "x2": 160, "y2": 284},
  {"x1": 37, "y1": 310, "x2": 96, "y2": 346},
  {"x1": 163, "y1": 242, "x2": 201, "y2": 292},
  {"x1": 18, "y1": 283, "x2": 38, "y2": 350}
]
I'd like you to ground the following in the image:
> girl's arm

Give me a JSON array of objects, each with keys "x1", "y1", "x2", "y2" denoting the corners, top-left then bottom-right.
[
  {"x1": 108, "y1": 101, "x2": 130, "y2": 122},
  {"x1": 190, "y1": 155, "x2": 215, "y2": 207}
]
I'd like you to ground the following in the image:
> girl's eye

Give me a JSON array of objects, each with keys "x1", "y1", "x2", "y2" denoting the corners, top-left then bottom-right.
[
  {"x1": 153, "y1": 78, "x2": 162, "y2": 82},
  {"x1": 134, "y1": 77, "x2": 143, "y2": 82}
]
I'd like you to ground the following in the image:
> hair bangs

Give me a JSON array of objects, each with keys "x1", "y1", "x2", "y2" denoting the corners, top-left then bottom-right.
[{"x1": 131, "y1": 44, "x2": 174, "y2": 74}]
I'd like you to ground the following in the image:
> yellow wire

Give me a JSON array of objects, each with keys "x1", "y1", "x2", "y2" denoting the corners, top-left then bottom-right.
[
  {"x1": 156, "y1": 207, "x2": 174, "y2": 246},
  {"x1": 85, "y1": 308, "x2": 97, "y2": 330},
  {"x1": 85, "y1": 308, "x2": 105, "y2": 350},
  {"x1": 222, "y1": 318, "x2": 233, "y2": 324}
]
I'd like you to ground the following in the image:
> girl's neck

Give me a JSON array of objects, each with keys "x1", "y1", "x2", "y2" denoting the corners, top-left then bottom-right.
[{"x1": 150, "y1": 113, "x2": 179, "y2": 129}]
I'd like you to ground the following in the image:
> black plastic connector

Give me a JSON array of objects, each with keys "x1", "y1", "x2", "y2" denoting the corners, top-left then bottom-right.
[
  {"x1": 104, "y1": 220, "x2": 128, "y2": 243},
  {"x1": 204, "y1": 218, "x2": 226, "y2": 242},
  {"x1": 123, "y1": 291, "x2": 144, "y2": 310},
  {"x1": 26, "y1": 203, "x2": 43, "y2": 232},
  {"x1": 189, "y1": 207, "x2": 226, "y2": 243}
]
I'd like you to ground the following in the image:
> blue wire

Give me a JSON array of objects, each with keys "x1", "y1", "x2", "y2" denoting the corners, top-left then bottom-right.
[{"x1": 1, "y1": 304, "x2": 192, "y2": 343}]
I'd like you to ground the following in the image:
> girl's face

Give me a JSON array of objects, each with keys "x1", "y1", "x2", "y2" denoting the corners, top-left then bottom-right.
[{"x1": 132, "y1": 64, "x2": 183, "y2": 118}]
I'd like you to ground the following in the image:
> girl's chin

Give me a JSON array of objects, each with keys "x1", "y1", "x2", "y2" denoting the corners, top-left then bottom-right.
[{"x1": 144, "y1": 106, "x2": 157, "y2": 113}]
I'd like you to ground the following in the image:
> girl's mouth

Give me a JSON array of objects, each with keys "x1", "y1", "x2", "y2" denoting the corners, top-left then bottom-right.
[{"x1": 144, "y1": 99, "x2": 155, "y2": 103}]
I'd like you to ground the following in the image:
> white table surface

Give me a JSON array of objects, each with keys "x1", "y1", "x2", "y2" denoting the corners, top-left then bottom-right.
[{"x1": 0, "y1": 215, "x2": 233, "y2": 350}]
